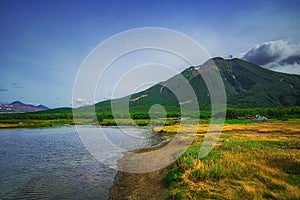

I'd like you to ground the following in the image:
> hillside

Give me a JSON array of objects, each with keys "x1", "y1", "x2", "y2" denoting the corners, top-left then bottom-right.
[
  {"x1": 103, "y1": 57, "x2": 300, "y2": 112},
  {"x1": 213, "y1": 58, "x2": 300, "y2": 107}
]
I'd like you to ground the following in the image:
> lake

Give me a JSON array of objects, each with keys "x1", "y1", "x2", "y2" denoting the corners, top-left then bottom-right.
[{"x1": 0, "y1": 126, "x2": 154, "y2": 200}]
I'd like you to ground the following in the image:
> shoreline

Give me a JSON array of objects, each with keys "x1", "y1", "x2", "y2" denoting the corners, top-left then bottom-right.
[
  {"x1": 109, "y1": 131, "x2": 173, "y2": 200},
  {"x1": 109, "y1": 166, "x2": 170, "y2": 200}
]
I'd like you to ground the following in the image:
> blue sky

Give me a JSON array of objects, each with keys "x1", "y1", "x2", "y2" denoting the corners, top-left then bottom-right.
[{"x1": 1, "y1": 0, "x2": 300, "y2": 108}]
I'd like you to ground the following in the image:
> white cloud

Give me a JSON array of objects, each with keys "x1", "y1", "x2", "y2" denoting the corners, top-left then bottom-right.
[
  {"x1": 238, "y1": 39, "x2": 300, "y2": 74},
  {"x1": 268, "y1": 63, "x2": 300, "y2": 75},
  {"x1": 73, "y1": 97, "x2": 94, "y2": 107}
]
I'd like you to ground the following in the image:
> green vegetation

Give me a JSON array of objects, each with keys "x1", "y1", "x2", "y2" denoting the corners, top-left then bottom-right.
[
  {"x1": 226, "y1": 106, "x2": 300, "y2": 119},
  {"x1": 0, "y1": 107, "x2": 73, "y2": 120},
  {"x1": 0, "y1": 105, "x2": 299, "y2": 121},
  {"x1": 0, "y1": 105, "x2": 299, "y2": 128}
]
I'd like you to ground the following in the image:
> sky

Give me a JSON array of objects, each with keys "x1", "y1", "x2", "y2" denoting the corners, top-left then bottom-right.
[{"x1": 0, "y1": 0, "x2": 300, "y2": 108}]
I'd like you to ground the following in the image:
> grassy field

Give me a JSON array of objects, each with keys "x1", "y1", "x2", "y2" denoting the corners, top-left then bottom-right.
[
  {"x1": 162, "y1": 120, "x2": 300, "y2": 199},
  {"x1": 0, "y1": 118, "x2": 179, "y2": 128},
  {"x1": 0, "y1": 119, "x2": 73, "y2": 128}
]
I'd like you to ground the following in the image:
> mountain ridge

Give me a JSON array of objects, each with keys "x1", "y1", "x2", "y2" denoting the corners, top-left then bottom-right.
[{"x1": 0, "y1": 101, "x2": 50, "y2": 114}]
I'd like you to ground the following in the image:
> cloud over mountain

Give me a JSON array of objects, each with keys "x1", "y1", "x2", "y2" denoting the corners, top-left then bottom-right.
[{"x1": 240, "y1": 40, "x2": 300, "y2": 74}]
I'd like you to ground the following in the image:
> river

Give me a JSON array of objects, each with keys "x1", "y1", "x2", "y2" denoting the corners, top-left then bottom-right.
[{"x1": 0, "y1": 126, "x2": 154, "y2": 199}]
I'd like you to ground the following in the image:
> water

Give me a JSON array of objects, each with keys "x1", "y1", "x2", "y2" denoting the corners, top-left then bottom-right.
[{"x1": 0, "y1": 126, "x2": 154, "y2": 199}]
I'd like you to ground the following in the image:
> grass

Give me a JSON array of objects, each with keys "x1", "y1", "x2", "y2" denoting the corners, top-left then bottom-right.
[
  {"x1": 165, "y1": 120, "x2": 300, "y2": 199},
  {"x1": 0, "y1": 119, "x2": 74, "y2": 128},
  {"x1": 0, "y1": 118, "x2": 95, "y2": 128},
  {"x1": 0, "y1": 118, "x2": 181, "y2": 128},
  {"x1": 153, "y1": 119, "x2": 300, "y2": 134}
]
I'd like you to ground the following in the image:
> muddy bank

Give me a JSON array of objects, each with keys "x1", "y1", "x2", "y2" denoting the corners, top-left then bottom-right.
[
  {"x1": 110, "y1": 132, "x2": 174, "y2": 200},
  {"x1": 110, "y1": 166, "x2": 170, "y2": 200}
]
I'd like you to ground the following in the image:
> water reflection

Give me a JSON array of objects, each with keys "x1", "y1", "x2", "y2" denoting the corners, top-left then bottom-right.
[{"x1": 0, "y1": 126, "x2": 153, "y2": 199}]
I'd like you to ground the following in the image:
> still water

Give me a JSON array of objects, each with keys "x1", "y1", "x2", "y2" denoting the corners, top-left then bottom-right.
[{"x1": 0, "y1": 126, "x2": 154, "y2": 199}]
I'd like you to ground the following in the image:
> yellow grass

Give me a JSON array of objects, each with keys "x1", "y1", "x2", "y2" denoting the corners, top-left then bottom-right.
[
  {"x1": 156, "y1": 119, "x2": 300, "y2": 135},
  {"x1": 165, "y1": 120, "x2": 300, "y2": 199}
]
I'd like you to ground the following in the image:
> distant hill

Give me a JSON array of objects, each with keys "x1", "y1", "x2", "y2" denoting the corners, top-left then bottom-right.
[
  {"x1": 0, "y1": 101, "x2": 50, "y2": 114},
  {"x1": 104, "y1": 57, "x2": 300, "y2": 110}
]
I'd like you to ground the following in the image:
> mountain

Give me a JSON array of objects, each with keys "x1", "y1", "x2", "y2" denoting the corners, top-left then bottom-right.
[
  {"x1": 0, "y1": 101, "x2": 50, "y2": 114},
  {"x1": 194, "y1": 57, "x2": 300, "y2": 107},
  {"x1": 95, "y1": 57, "x2": 300, "y2": 114},
  {"x1": 1, "y1": 58, "x2": 299, "y2": 120}
]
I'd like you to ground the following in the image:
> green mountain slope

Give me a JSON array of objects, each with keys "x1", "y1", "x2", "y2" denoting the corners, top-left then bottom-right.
[
  {"x1": 205, "y1": 57, "x2": 300, "y2": 107},
  {"x1": 100, "y1": 57, "x2": 300, "y2": 112}
]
